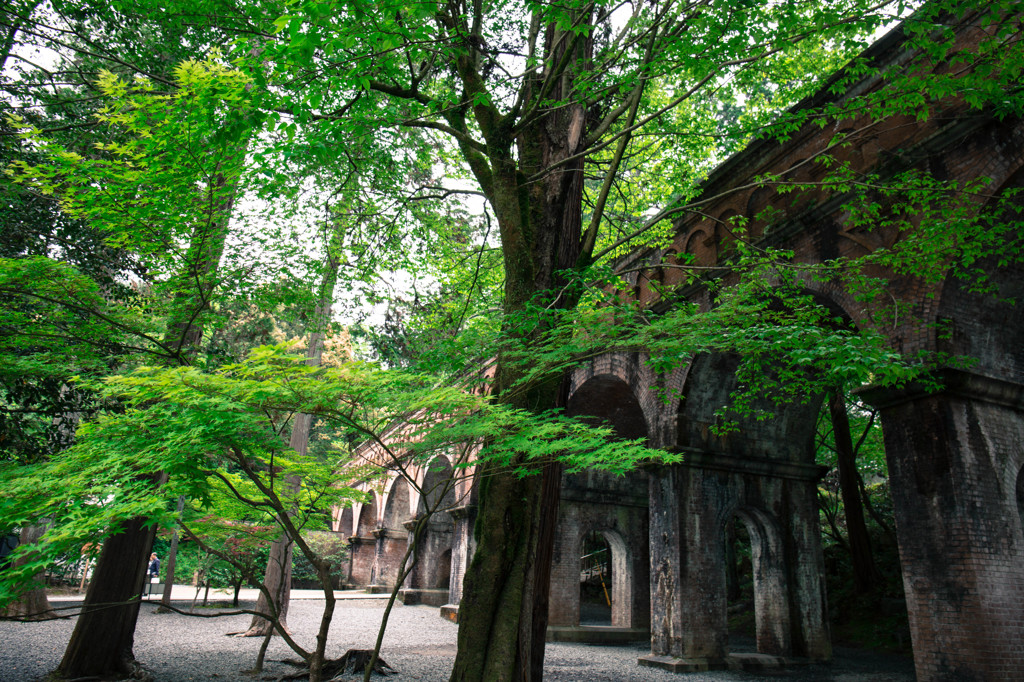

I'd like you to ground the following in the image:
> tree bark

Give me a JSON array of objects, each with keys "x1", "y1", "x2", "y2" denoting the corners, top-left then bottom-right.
[
  {"x1": 241, "y1": 520, "x2": 295, "y2": 636},
  {"x1": 57, "y1": 511, "x2": 158, "y2": 678},
  {"x1": 829, "y1": 390, "x2": 881, "y2": 593},
  {"x1": 0, "y1": 524, "x2": 56, "y2": 620},
  {"x1": 451, "y1": 26, "x2": 588, "y2": 676}
]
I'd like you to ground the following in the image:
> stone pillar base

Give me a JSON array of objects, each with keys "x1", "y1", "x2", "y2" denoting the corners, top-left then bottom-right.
[
  {"x1": 397, "y1": 588, "x2": 449, "y2": 606},
  {"x1": 638, "y1": 653, "x2": 802, "y2": 673},
  {"x1": 440, "y1": 604, "x2": 459, "y2": 623},
  {"x1": 546, "y1": 625, "x2": 649, "y2": 644}
]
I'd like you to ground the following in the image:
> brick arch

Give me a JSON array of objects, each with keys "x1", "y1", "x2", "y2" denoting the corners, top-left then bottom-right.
[
  {"x1": 746, "y1": 186, "x2": 772, "y2": 224},
  {"x1": 583, "y1": 527, "x2": 635, "y2": 628},
  {"x1": 684, "y1": 226, "x2": 717, "y2": 266},
  {"x1": 418, "y1": 456, "x2": 457, "y2": 516},
  {"x1": 567, "y1": 374, "x2": 648, "y2": 441},
  {"x1": 796, "y1": 279, "x2": 874, "y2": 334},
  {"x1": 382, "y1": 477, "x2": 411, "y2": 530},
  {"x1": 334, "y1": 505, "x2": 354, "y2": 537},
  {"x1": 405, "y1": 456, "x2": 457, "y2": 599},
  {"x1": 568, "y1": 351, "x2": 685, "y2": 449},
  {"x1": 677, "y1": 352, "x2": 823, "y2": 464},
  {"x1": 355, "y1": 494, "x2": 378, "y2": 536},
  {"x1": 716, "y1": 209, "x2": 741, "y2": 258}
]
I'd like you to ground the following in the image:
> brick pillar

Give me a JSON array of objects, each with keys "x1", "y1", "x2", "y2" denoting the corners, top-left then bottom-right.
[
  {"x1": 783, "y1": 477, "x2": 831, "y2": 661},
  {"x1": 445, "y1": 504, "x2": 476, "y2": 606},
  {"x1": 649, "y1": 464, "x2": 683, "y2": 656},
  {"x1": 863, "y1": 371, "x2": 1024, "y2": 681},
  {"x1": 648, "y1": 464, "x2": 727, "y2": 659},
  {"x1": 547, "y1": 509, "x2": 581, "y2": 626},
  {"x1": 372, "y1": 528, "x2": 408, "y2": 587},
  {"x1": 348, "y1": 536, "x2": 375, "y2": 587},
  {"x1": 677, "y1": 466, "x2": 729, "y2": 660}
]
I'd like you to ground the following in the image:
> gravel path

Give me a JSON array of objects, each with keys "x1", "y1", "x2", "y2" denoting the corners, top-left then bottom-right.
[{"x1": 0, "y1": 598, "x2": 915, "y2": 681}]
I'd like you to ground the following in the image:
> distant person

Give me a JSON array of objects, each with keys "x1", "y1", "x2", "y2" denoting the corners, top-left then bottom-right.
[{"x1": 145, "y1": 552, "x2": 160, "y2": 596}]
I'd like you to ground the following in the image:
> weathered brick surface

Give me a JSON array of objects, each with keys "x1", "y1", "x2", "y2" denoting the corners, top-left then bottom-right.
[
  {"x1": 548, "y1": 469, "x2": 650, "y2": 628},
  {"x1": 863, "y1": 373, "x2": 1024, "y2": 681}
]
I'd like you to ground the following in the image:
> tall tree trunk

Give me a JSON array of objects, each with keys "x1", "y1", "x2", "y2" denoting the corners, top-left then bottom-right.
[
  {"x1": 452, "y1": 26, "x2": 588, "y2": 676},
  {"x1": 829, "y1": 390, "x2": 881, "y2": 593},
  {"x1": 57, "y1": 159, "x2": 241, "y2": 676},
  {"x1": 241, "y1": 222, "x2": 344, "y2": 637},
  {"x1": 58, "y1": 494, "x2": 160, "y2": 678},
  {"x1": 0, "y1": 524, "x2": 56, "y2": 620},
  {"x1": 242, "y1": 495, "x2": 297, "y2": 637},
  {"x1": 157, "y1": 495, "x2": 186, "y2": 613}
]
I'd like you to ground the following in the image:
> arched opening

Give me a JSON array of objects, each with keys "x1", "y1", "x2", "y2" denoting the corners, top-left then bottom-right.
[
  {"x1": 411, "y1": 457, "x2": 456, "y2": 594},
  {"x1": 566, "y1": 374, "x2": 648, "y2": 441},
  {"x1": 724, "y1": 517, "x2": 754, "y2": 647},
  {"x1": 577, "y1": 528, "x2": 634, "y2": 628},
  {"x1": 418, "y1": 457, "x2": 457, "y2": 519},
  {"x1": 382, "y1": 477, "x2": 410, "y2": 532},
  {"x1": 356, "y1": 495, "x2": 377, "y2": 536},
  {"x1": 335, "y1": 506, "x2": 353, "y2": 537},
  {"x1": 434, "y1": 548, "x2": 452, "y2": 589},
  {"x1": 724, "y1": 509, "x2": 791, "y2": 656},
  {"x1": 350, "y1": 494, "x2": 379, "y2": 587},
  {"x1": 580, "y1": 531, "x2": 612, "y2": 625}
]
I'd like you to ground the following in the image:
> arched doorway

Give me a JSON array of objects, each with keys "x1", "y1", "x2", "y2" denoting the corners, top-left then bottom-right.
[
  {"x1": 349, "y1": 495, "x2": 378, "y2": 587},
  {"x1": 374, "y1": 477, "x2": 410, "y2": 587},
  {"x1": 580, "y1": 531, "x2": 612, "y2": 625},
  {"x1": 407, "y1": 457, "x2": 456, "y2": 603},
  {"x1": 725, "y1": 508, "x2": 791, "y2": 656}
]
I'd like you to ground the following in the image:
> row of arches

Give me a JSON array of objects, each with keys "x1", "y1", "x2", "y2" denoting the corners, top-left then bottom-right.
[{"x1": 333, "y1": 456, "x2": 462, "y2": 599}]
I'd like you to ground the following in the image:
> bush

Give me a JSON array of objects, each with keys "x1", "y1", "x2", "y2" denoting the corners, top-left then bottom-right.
[{"x1": 292, "y1": 531, "x2": 348, "y2": 589}]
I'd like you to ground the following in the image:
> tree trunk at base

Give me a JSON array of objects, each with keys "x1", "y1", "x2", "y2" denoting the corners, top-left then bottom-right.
[
  {"x1": 240, "y1": 531, "x2": 293, "y2": 636},
  {"x1": 1, "y1": 524, "x2": 56, "y2": 621},
  {"x1": 57, "y1": 516, "x2": 156, "y2": 678},
  {"x1": 450, "y1": 465, "x2": 544, "y2": 681},
  {"x1": 527, "y1": 461, "x2": 562, "y2": 680}
]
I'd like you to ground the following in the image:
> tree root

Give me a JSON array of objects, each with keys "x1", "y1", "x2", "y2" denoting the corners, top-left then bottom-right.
[
  {"x1": 273, "y1": 650, "x2": 396, "y2": 680},
  {"x1": 228, "y1": 623, "x2": 292, "y2": 638}
]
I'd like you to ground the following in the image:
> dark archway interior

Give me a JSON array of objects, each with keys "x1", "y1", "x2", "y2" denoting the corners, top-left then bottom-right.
[
  {"x1": 337, "y1": 506, "x2": 353, "y2": 537},
  {"x1": 725, "y1": 516, "x2": 755, "y2": 647},
  {"x1": 566, "y1": 374, "x2": 648, "y2": 441},
  {"x1": 434, "y1": 548, "x2": 452, "y2": 589},
  {"x1": 356, "y1": 496, "x2": 378, "y2": 536},
  {"x1": 419, "y1": 458, "x2": 457, "y2": 522}
]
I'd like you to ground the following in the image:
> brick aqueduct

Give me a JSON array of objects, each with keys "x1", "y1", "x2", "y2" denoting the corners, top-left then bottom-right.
[{"x1": 330, "y1": 14, "x2": 1024, "y2": 682}]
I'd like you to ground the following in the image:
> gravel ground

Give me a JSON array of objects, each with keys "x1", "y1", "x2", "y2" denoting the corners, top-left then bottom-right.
[{"x1": 0, "y1": 598, "x2": 915, "y2": 682}]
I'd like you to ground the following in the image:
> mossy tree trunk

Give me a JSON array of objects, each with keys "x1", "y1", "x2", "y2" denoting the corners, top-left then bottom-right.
[
  {"x1": 449, "y1": 20, "x2": 591, "y2": 678},
  {"x1": 0, "y1": 524, "x2": 56, "y2": 621},
  {"x1": 57, "y1": 493, "x2": 160, "y2": 678}
]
